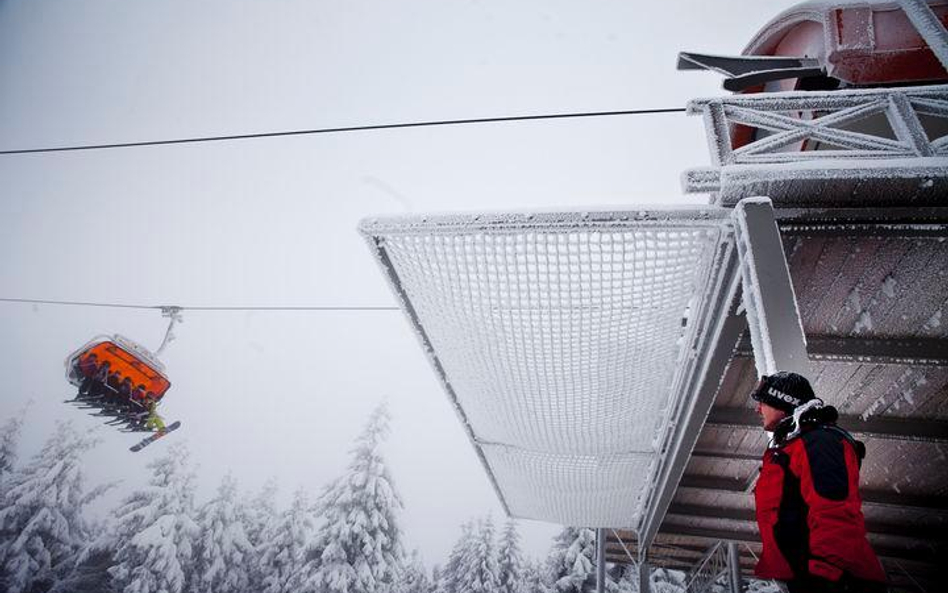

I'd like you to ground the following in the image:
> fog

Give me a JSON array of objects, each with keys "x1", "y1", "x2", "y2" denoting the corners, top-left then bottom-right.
[{"x1": 0, "y1": 0, "x2": 794, "y2": 564}]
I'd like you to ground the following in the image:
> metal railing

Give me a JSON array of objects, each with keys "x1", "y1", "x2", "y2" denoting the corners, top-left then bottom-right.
[
  {"x1": 684, "y1": 542, "x2": 729, "y2": 593},
  {"x1": 682, "y1": 84, "x2": 948, "y2": 201}
]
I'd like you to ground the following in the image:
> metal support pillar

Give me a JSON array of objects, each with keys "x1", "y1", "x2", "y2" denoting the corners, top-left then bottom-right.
[
  {"x1": 639, "y1": 560, "x2": 651, "y2": 593},
  {"x1": 727, "y1": 542, "x2": 743, "y2": 593},
  {"x1": 733, "y1": 197, "x2": 809, "y2": 377},
  {"x1": 596, "y1": 528, "x2": 606, "y2": 593}
]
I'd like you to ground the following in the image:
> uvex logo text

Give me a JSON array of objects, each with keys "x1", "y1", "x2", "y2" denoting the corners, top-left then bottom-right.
[{"x1": 768, "y1": 387, "x2": 800, "y2": 406}]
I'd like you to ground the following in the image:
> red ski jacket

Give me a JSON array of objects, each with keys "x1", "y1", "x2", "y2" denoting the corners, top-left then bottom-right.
[{"x1": 754, "y1": 410, "x2": 886, "y2": 583}]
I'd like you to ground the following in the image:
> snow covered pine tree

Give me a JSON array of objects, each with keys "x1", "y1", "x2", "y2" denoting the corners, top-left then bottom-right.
[
  {"x1": 518, "y1": 558, "x2": 548, "y2": 593},
  {"x1": 0, "y1": 408, "x2": 26, "y2": 482},
  {"x1": 258, "y1": 488, "x2": 316, "y2": 593},
  {"x1": 191, "y1": 473, "x2": 254, "y2": 593},
  {"x1": 0, "y1": 421, "x2": 103, "y2": 593},
  {"x1": 497, "y1": 519, "x2": 524, "y2": 593},
  {"x1": 393, "y1": 549, "x2": 432, "y2": 593},
  {"x1": 305, "y1": 402, "x2": 406, "y2": 593},
  {"x1": 245, "y1": 478, "x2": 279, "y2": 591},
  {"x1": 108, "y1": 442, "x2": 200, "y2": 593},
  {"x1": 457, "y1": 516, "x2": 501, "y2": 593},
  {"x1": 439, "y1": 521, "x2": 474, "y2": 593},
  {"x1": 546, "y1": 527, "x2": 597, "y2": 593}
]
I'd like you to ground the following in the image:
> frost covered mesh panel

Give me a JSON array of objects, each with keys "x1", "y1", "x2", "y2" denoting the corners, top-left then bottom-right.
[
  {"x1": 361, "y1": 211, "x2": 735, "y2": 526},
  {"x1": 481, "y1": 444, "x2": 652, "y2": 528}
]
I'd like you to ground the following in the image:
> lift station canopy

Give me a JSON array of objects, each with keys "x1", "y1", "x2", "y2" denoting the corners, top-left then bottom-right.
[{"x1": 360, "y1": 208, "x2": 743, "y2": 529}]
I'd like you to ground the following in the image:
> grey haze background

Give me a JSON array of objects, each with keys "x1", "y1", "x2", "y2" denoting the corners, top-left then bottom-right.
[{"x1": 0, "y1": 0, "x2": 792, "y2": 564}]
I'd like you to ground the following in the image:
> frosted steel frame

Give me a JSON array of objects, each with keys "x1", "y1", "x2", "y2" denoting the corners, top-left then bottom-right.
[
  {"x1": 684, "y1": 542, "x2": 729, "y2": 593},
  {"x1": 735, "y1": 333, "x2": 948, "y2": 367},
  {"x1": 360, "y1": 209, "x2": 741, "y2": 529},
  {"x1": 636, "y1": 245, "x2": 745, "y2": 552},
  {"x1": 690, "y1": 85, "x2": 948, "y2": 166},
  {"x1": 899, "y1": 0, "x2": 948, "y2": 71},
  {"x1": 706, "y1": 407, "x2": 948, "y2": 445},
  {"x1": 734, "y1": 198, "x2": 809, "y2": 377},
  {"x1": 681, "y1": 85, "x2": 948, "y2": 202}
]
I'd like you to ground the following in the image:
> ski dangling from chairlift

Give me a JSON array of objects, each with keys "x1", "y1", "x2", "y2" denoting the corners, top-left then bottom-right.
[{"x1": 64, "y1": 307, "x2": 183, "y2": 452}]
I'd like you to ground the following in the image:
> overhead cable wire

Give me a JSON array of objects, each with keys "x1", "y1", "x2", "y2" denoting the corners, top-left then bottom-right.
[
  {"x1": 0, "y1": 297, "x2": 398, "y2": 312},
  {"x1": 0, "y1": 107, "x2": 687, "y2": 155}
]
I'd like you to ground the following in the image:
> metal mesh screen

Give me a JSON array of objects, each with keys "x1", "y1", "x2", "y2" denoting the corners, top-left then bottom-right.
[
  {"x1": 361, "y1": 211, "x2": 734, "y2": 527},
  {"x1": 481, "y1": 444, "x2": 653, "y2": 526}
]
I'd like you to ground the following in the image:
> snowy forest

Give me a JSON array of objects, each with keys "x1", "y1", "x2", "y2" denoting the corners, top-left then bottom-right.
[{"x1": 0, "y1": 403, "x2": 704, "y2": 593}]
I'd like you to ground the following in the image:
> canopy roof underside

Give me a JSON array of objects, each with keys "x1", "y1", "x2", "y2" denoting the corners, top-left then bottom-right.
[{"x1": 361, "y1": 209, "x2": 741, "y2": 528}]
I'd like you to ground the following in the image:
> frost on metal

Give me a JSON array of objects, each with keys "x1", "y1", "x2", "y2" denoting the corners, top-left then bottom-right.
[
  {"x1": 360, "y1": 210, "x2": 736, "y2": 527},
  {"x1": 682, "y1": 84, "x2": 948, "y2": 203},
  {"x1": 734, "y1": 198, "x2": 809, "y2": 377},
  {"x1": 899, "y1": 0, "x2": 948, "y2": 71}
]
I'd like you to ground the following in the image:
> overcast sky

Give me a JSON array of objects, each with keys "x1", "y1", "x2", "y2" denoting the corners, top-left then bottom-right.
[{"x1": 0, "y1": 0, "x2": 799, "y2": 565}]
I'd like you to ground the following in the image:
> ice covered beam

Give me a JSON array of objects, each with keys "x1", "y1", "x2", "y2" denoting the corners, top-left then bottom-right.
[
  {"x1": 683, "y1": 85, "x2": 948, "y2": 204},
  {"x1": 666, "y1": 503, "x2": 948, "y2": 540},
  {"x1": 668, "y1": 503, "x2": 755, "y2": 522},
  {"x1": 774, "y1": 206, "x2": 948, "y2": 229},
  {"x1": 605, "y1": 553, "x2": 757, "y2": 573},
  {"x1": 659, "y1": 561, "x2": 755, "y2": 575},
  {"x1": 691, "y1": 448, "x2": 760, "y2": 461},
  {"x1": 779, "y1": 222, "x2": 948, "y2": 239},
  {"x1": 679, "y1": 474, "x2": 754, "y2": 492},
  {"x1": 605, "y1": 545, "x2": 757, "y2": 563},
  {"x1": 706, "y1": 406, "x2": 948, "y2": 445},
  {"x1": 657, "y1": 524, "x2": 942, "y2": 565},
  {"x1": 803, "y1": 335, "x2": 948, "y2": 367},
  {"x1": 735, "y1": 334, "x2": 948, "y2": 367},
  {"x1": 775, "y1": 210, "x2": 948, "y2": 239},
  {"x1": 685, "y1": 161, "x2": 948, "y2": 204},
  {"x1": 603, "y1": 533, "x2": 759, "y2": 566},
  {"x1": 596, "y1": 528, "x2": 607, "y2": 593},
  {"x1": 727, "y1": 542, "x2": 743, "y2": 593},
  {"x1": 605, "y1": 543, "x2": 757, "y2": 565},
  {"x1": 636, "y1": 240, "x2": 746, "y2": 552},
  {"x1": 678, "y1": 473, "x2": 948, "y2": 513},
  {"x1": 646, "y1": 560, "x2": 757, "y2": 576},
  {"x1": 899, "y1": 0, "x2": 948, "y2": 71},
  {"x1": 734, "y1": 198, "x2": 810, "y2": 377}
]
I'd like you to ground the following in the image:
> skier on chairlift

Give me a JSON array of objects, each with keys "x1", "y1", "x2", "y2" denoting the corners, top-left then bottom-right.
[
  {"x1": 88, "y1": 359, "x2": 111, "y2": 399},
  {"x1": 130, "y1": 383, "x2": 146, "y2": 406},
  {"x1": 143, "y1": 393, "x2": 166, "y2": 432},
  {"x1": 117, "y1": 376, "x2": 133, "y2": 405},
  {"x1": 65, "y1": 334, "x2": 180, "y2": 451},
  {"x1": 77, "y1": 352, "x2": 99, "y2": 396}
]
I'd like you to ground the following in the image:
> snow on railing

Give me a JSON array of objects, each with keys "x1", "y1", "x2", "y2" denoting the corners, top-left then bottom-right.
[{"x1": 683, "y1": 84, "x2": 948, "y2": 204}]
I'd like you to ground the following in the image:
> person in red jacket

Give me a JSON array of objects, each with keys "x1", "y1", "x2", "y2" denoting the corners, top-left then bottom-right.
[{"x1": 751, "y1": 371, "x2": 888, "y2": 593}]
